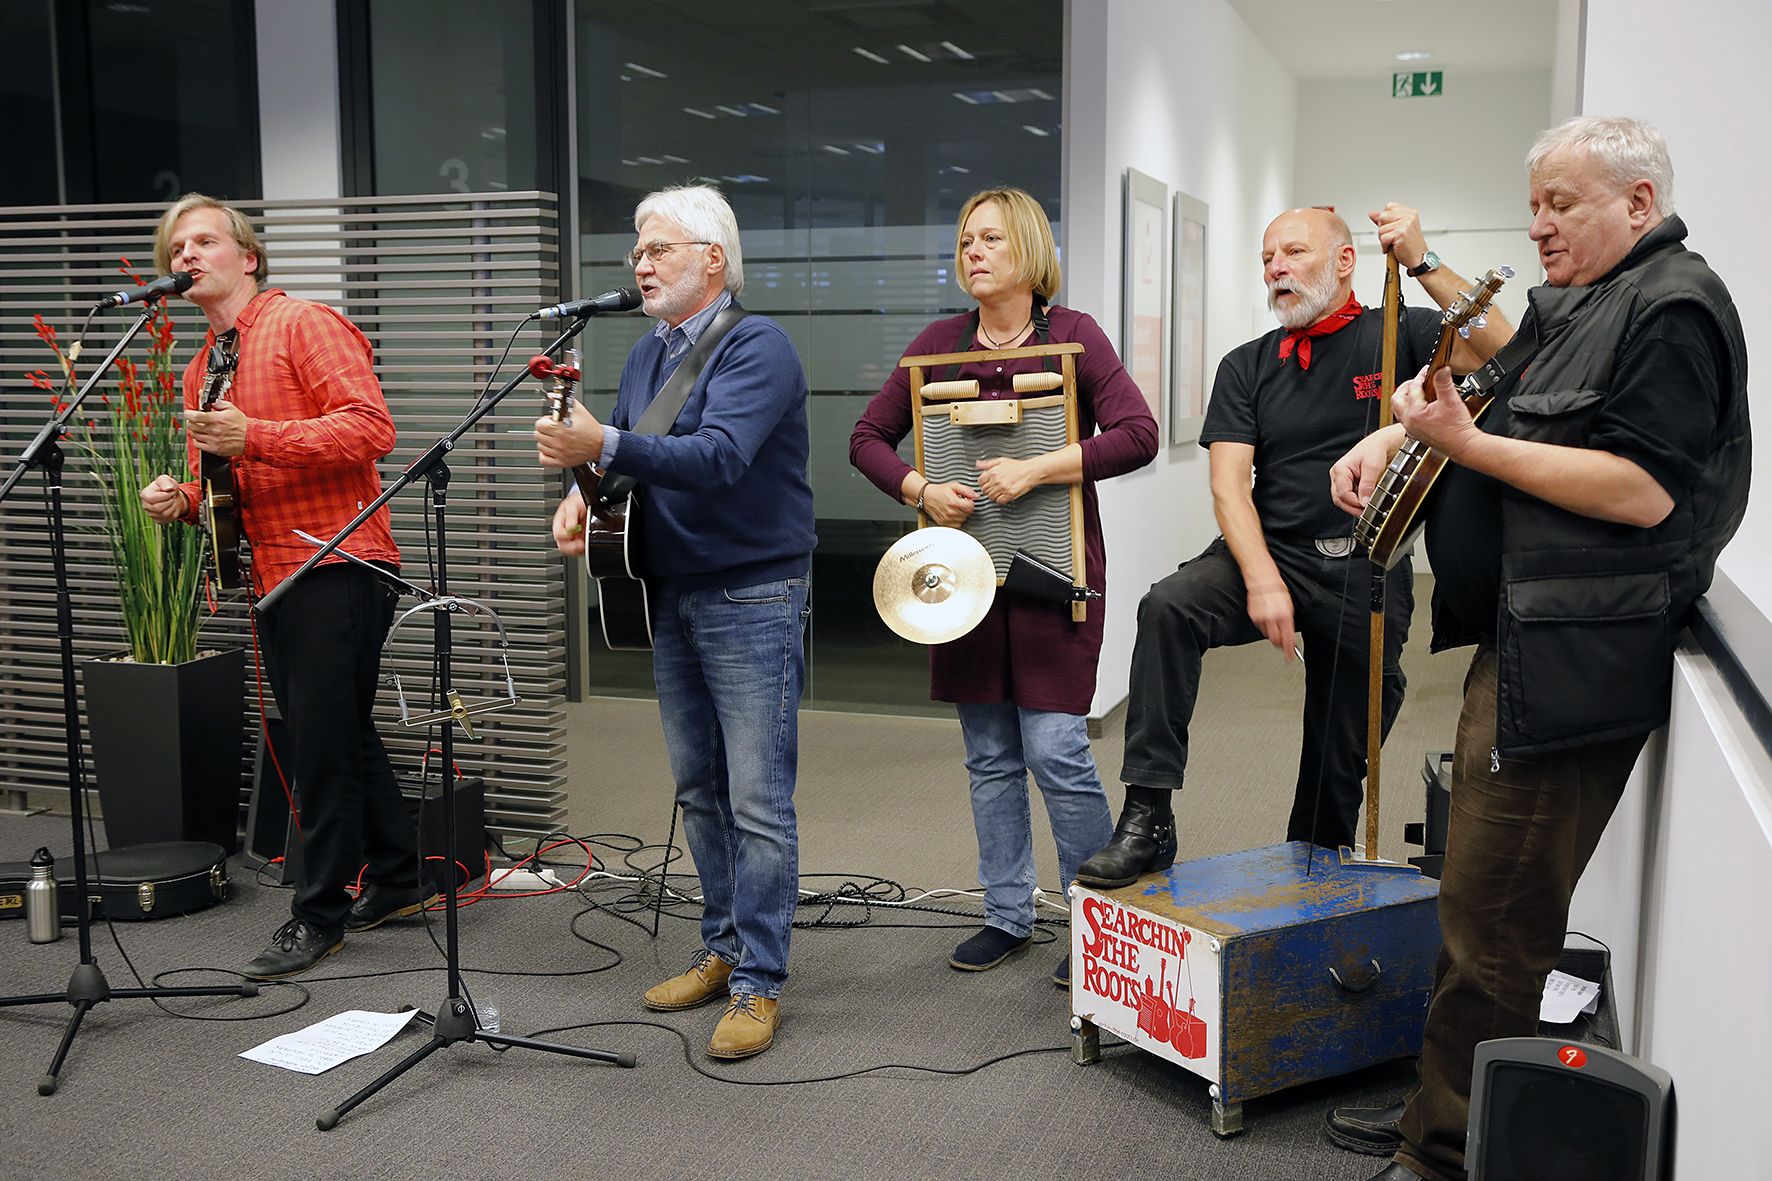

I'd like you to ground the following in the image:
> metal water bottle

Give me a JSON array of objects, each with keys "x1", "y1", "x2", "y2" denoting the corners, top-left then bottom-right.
[{"x1": 26, "y1": 847, "x2": 61, "y2": 943}]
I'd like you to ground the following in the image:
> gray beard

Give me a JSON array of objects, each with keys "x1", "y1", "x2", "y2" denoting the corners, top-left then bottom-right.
[
  {"x1": 1268, "y1": 266, "x2": 1343, "y2": 330},
  {"x1": 644, "y1": 270, "x2": 711, "y2": 323}
]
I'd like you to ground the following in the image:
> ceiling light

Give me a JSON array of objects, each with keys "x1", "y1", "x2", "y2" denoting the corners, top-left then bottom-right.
[
  {"x1": 853, "y1": 142, "x2": 884, "y2": 154},
  {"x1": 940, "y1": 41, "x2": 975, "y2": 60},
  {"x1": 1395, "y1": 51, "x2": 1431, "y2": 60},
  {"x1": 897, "y1": 44, "x2": 932, "y2": 62},
  {"x1": 821, "y1": 145, "x2": 852, "y2": 155},
  {"x1": 853, "y1": 47, "x2": 890, "y2": 64},
  {"x1": 748, "y1": 102, "x2": 781, "y2": 115},
  {"x1": 635, "y1": 156, "x2": 664, "y2": 165},
  {"x1": 953, "y1": 92, "x2": 981, "y2": 105},
  {"x1": 660, "y1": 154, "x2": 689, "y2": 164},
  {"x1": 715, "y1": 105, "x2": 749, "y2": 117},
  {"x1": 621, "y1": 159, "x2": 640, "y2": 167},
  {"x1": 1023, "y1": 125, "x2": 1051, "y2": 137},
  {"x1": 683, "y1": 107, "x2": 716, "y2": 120},
  {"x1": 991, "y1": 91, "x2": 1017, "y2": 103},
  {"x1": 625, "y1": 62, "x2": 667, "y2": 78}
]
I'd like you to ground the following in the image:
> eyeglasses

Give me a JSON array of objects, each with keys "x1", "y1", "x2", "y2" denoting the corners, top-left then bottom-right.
[{"x1": 627, "y1": 240, "x2": 712, "y2": 268}]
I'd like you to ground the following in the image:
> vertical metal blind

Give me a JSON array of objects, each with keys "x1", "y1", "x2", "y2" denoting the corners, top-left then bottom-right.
[{"x1": 0, "y1": 193, "x2": 569, "y2": 842}]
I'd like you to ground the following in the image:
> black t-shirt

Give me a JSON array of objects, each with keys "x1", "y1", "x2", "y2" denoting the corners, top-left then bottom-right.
[
  {"x1": 1426, "y1": 301, "x2": 1727, "y2": 639},
  {"x1": 1202, "y1": 305, "x2": 1443, "y2": 541}
]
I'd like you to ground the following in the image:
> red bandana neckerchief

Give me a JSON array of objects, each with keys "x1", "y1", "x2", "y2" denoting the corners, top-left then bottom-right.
[{"x1": 1277, "y1": 295, "x2": 1363, "y2": 371}]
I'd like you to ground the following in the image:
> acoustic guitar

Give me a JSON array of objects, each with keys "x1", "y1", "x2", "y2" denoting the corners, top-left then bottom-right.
[
  {"x1": 1353, "y1": 266, "x2": 1514, "y2": 569},
  {"x1": 531, "y1": 350, "x2": 654, "y2": 650},
  {"x1": 198, "y1": 331, "x2": 245, "y2": 589}
]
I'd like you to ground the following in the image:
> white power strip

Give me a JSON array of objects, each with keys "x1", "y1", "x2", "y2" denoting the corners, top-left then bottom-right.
[{"x1": 487, "y1": 866, "x2": 564, "y2": 892}]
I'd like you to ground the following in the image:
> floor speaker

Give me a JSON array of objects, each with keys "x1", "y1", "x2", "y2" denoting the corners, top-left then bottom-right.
[{"x1": 1468, "y1": 1036, "x2": 1674, "y2": 1181}]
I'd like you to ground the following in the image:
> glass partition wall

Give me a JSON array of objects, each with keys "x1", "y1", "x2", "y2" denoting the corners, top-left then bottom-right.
[{"x1": 574, "y1": 1, "x2": 1063, "y2": 714}]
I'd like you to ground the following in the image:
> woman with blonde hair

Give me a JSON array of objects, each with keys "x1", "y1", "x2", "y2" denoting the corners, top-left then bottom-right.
[{"x1": 849, "y1": 188, "x2": 1157, "y2": 984}]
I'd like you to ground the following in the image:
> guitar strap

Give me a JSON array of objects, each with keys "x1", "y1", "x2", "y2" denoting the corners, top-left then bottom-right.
[
  {"x1": 595, "y1": 302, "x2": 751, "y2": 506},
  {"x1": 1459, "y1": 315, "x2": 1540, "y2": 398}
]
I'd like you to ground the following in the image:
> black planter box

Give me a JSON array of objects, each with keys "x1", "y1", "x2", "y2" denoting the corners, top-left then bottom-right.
[{"x1": 83, "y1": 648, "x2": 246, "y2": 852}]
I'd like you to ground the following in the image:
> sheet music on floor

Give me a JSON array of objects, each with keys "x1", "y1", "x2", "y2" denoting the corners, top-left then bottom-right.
[
  {"x1": 1540, "y1": 969, "x2": 1602, "y2": 1024},
  {"x1": 240, "y1": 1009, "x2": 419, "y2": 1074}
]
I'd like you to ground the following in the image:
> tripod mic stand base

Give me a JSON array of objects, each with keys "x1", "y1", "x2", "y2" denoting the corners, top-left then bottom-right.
[{"x1": 316, "y1": 993, "x2": 637, "y2": 1130}]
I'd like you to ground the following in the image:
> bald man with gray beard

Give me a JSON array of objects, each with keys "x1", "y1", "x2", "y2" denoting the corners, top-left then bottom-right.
[{"x1": 1077, "y1": 204, "x2": 1512, "y2": 887}]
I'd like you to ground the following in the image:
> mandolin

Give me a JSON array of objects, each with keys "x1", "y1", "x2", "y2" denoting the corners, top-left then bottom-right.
[
  {"x1": 1353, "y1": 266, "x2": 1514, "y2": 569},
  {"x1": 531, "y1": 350, "x2": 653, "y2": 650},
  {"x1": 198, "y1": 331, "x2": 245, "y2": 589}
]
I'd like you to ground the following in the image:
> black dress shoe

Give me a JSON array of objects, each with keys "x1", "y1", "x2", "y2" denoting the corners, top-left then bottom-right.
[
  {"x1": 344, "y1": 883, "x2": 440, "y2": 931},
  {"x1": 1075, "y1": 793, "x2": 1177, "y2": 888},
  {"x1": 1326, "y1": 1099, "x2": 1406, "y2": 1155},
  {"x1": 1363, "y1": 1164, "x2": 1422, "y2": 1180},
  {"x1": 244, "y1": 919, "x2": 343, "y2": 980}
]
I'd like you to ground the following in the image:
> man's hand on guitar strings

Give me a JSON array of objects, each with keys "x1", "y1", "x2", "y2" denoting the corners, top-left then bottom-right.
[
  {"x1": 551, "y1": 490, "x2": 589, "y2": 556},
  {"x1": 534, "y1": 409, "x2": 604, "y2": 468},
  {"x1": 139, "y1": 473, "x2": 189, "y2": 525},
  {"x1": 185, "y1": 398, "x2": 249, "y2": 457},
  {"x1": 1330, "y1": 424, "x2": 1406, "y2": 517}
]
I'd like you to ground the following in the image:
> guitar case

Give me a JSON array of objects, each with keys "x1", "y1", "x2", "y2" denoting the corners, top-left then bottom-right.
[{"x1": 0, "y1": 841, "x2": 230, "y2": 925}]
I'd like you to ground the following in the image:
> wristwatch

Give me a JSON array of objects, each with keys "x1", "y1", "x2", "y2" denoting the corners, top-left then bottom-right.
[{"x1": 1407, "y1": 251, "x2": 1442, "y2": 278}]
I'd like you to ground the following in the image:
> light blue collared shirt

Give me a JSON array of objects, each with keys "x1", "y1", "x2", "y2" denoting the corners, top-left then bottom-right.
[{"x1": 601, "y1": 289, "x2": 734, "y2": 468}]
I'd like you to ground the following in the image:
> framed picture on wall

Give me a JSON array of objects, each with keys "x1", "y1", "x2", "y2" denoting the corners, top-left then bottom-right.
[
  {"x1": 1121, "y1": 168, "x2": 1168, "y2": 430},
  {"x1": 1170, "y1": 191, "x2": 1209, "y2": 445}
]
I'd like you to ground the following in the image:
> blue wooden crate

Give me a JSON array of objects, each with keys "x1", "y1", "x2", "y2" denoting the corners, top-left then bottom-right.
[{"x1": 1070, "y1": 841, "x2": 1440, "y2": 1134}]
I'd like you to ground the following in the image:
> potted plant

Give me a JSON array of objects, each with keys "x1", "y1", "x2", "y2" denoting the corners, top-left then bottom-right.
[{"x1": 31, "y1": 266, "x2": 244, "y2": 852}]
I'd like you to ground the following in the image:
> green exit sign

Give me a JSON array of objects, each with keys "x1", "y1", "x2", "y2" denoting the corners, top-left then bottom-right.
[{"x1": 1394, "y1": 71, "x2": 1444, "y2": 98}]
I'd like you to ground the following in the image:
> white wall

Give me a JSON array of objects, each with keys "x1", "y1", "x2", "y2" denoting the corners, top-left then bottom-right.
[
  {"x1": 1294, "y1": 70, "x2": 1552, "y2": 334},
  {"x1": 1065, "y1": 0, "x2": 1296, "y2": 717},
  {"x1": 255, "y1": 0, "x2": 342, "y2": 200},
  {"x1": 1583, "y1": 0, "x2": 1772, "y2": 618}
]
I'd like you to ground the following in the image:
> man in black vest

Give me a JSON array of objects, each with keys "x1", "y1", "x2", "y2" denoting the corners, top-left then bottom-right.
[
  {"x1": 1078, "y1": 205, "x2": 1510, "y2": 887},
  {"x1": 1326, "y1": 116, "x2": 1750, "y2": 1181}
]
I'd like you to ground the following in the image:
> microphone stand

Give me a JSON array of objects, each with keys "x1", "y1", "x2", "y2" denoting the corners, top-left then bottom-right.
[
  {"x1": 280, "y1": 312, "x2": 634, "y2": 1132},
  {"x1": 0, "y1": 298, "x2": 256, "y2": 1096}
]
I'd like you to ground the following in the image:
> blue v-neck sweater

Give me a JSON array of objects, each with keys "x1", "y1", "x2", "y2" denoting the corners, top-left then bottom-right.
[{"x1": 605, "y1": 313, "x2": 816, "y2": 589}]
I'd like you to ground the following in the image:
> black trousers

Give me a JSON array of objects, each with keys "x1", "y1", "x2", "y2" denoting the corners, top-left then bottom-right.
[
  {"x1": 1120, "y1": 535, "x2": 1413, "y2": 848},
  {"x1": 257, "y1": 562, "x2": 416, "y2": 930}
]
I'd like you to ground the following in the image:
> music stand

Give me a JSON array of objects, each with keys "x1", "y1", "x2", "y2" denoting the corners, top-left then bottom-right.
[
  {"x1": 0, "y1": 298, "x2": 257, "y2": 1095},
  {"x1": 252, "y1": 313, "x2": 635, "y2": 1131}
]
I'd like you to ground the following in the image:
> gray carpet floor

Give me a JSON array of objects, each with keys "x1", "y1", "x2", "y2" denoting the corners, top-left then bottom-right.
[{"x1": 0, "y1": 621, "x2": 1469, "y2": 1181}]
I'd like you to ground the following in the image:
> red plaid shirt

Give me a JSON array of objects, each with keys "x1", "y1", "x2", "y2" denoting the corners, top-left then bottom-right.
[{"x1": 176, "y1": 289, "x2": 400, "y2": 594}]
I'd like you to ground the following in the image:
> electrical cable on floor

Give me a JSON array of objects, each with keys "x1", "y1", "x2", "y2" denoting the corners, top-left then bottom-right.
[
  {"x1": 511, "y1": 1019, "x2": 1140, "y2": 1087},
  {"x1": 109, "y1": 825, "x2": 1074, "y2": 1027}
]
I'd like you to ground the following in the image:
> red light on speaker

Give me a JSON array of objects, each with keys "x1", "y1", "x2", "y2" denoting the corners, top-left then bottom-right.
[{"x1": 1559, "y1": 1045, "x2": 1588, "y2": 1069}]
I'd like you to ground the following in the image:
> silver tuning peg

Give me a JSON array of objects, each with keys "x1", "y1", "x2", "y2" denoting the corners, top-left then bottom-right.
[
  {"x1": 1470, "y1": 315, "x2": 1487, "y2": 329},
  {"x1": 1458, "y1": 325, "x2": 1471, "y2": 339}
]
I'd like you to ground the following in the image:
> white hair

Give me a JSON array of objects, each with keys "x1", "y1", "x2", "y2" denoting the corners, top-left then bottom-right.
[
  {"x1": 1527, "y1": 116, "x2": 1675, "y2": 217},
  {"x1": 634, "y1": 184, "x2": 744, "y2": 294}
]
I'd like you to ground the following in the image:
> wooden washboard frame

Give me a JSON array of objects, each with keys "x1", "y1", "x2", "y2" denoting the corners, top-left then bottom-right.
[{"x1": 900, "y1": 340, "x2": 1089, "y2": 622}]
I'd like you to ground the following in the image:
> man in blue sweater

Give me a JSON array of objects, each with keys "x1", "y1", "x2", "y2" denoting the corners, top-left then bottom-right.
[{"x1": 536, "y1": 185, "x2": 815, "y2": 1060}]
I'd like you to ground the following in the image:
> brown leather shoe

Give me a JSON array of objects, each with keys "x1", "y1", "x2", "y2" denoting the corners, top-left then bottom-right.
[
  {"x1": 708, "y1": 992, "x2": 779, "y2": 1059},
  {"x1": 642, "y1": 949, "x2": 734, "y2": 1012}
]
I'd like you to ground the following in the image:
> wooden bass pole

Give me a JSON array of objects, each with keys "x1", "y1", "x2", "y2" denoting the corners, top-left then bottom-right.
[{"x1": 1366, "y1": 252, "x2": 1401, "y2": 861}]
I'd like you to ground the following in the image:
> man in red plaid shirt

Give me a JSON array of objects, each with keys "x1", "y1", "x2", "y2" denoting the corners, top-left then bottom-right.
[{"x1": 140, "y1": 194, "x2": 429, "y2": 979}]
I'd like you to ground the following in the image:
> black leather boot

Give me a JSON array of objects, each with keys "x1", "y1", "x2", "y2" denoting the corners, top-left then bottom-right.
[{"x1": 1075, "y1": 787, "x2": 1177, "y2": 888}]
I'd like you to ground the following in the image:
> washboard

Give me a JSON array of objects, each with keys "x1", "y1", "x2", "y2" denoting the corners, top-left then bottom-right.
[{"x1": 902, "y1": 340, "x2": 1089, "y2": 622}]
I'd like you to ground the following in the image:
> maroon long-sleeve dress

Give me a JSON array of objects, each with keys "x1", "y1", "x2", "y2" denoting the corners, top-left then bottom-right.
[{"x1": 849, "y1": 305, "x2": 1158, "y2": 715}]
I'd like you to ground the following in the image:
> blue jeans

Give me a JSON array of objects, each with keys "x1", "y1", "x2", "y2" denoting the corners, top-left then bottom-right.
[
  {"x1": 652, "y1": 577, "x2": 808, "y2": 998},
  {"x1": 955, "y1": 702, "x2": 1114, "y2": 939}
]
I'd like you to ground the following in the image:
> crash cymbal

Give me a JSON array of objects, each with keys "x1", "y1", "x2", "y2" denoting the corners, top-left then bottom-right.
[{"x1": 873, "y1": 526, "x2": 995, "y2": 644}]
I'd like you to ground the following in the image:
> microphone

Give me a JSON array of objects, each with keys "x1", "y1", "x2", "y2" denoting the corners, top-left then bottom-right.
[
  {"x1": 535, "y1": 287, "x2": 642, "y2": 320},
  {"x1": 97, "y1": 272, "x2": 194, "y2": 309}
]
